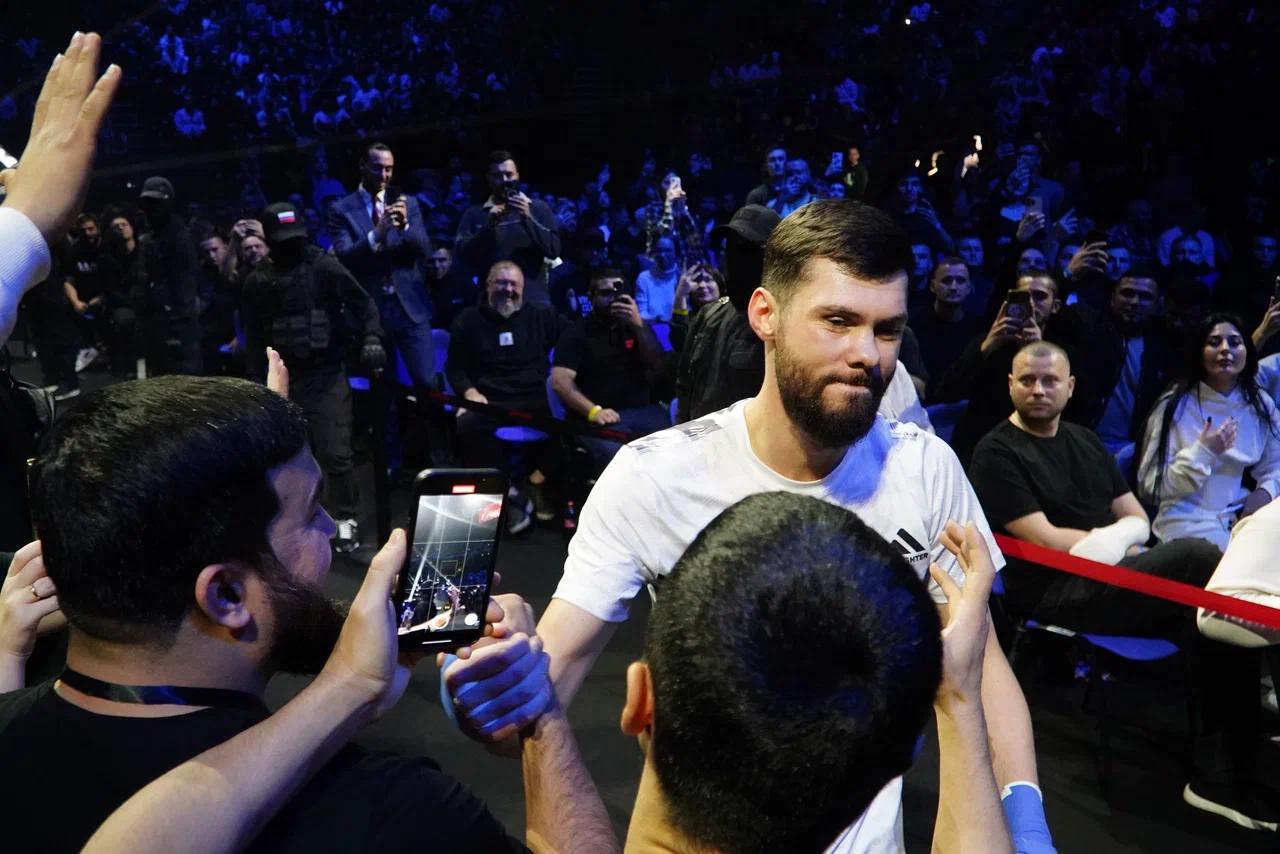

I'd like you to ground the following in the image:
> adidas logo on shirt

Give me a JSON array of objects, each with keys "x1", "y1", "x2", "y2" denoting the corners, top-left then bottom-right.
[{"x1": 891, "y1": 528, "x2": 930, "y2": 566}]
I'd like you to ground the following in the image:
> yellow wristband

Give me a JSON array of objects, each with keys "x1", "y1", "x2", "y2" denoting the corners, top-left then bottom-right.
[{"x1": 587, "y1": 405, "x2": 603, "y2": 422}]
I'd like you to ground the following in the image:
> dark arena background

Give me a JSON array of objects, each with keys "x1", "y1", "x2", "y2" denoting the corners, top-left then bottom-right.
[{"x1": 3, "y1": 1, "x2": 1280, "y2": 851}]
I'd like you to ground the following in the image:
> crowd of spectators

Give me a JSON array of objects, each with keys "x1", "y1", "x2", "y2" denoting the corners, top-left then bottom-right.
[{"x1": 5, "y1": 1, "x2": 1280, "y2": 849}]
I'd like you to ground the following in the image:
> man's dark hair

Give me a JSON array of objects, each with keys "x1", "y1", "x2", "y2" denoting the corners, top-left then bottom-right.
[
  {"x1": 1015, "y1": 339, "x2": 1071, "y2": 372},
  {"x1": 934, "y1": 255, "x2": 968, "y2": 272},
  {"x1": 488, "y1": 149, "x2": 515, "y2": 168},
  {"x1": 361, "y1": 141, "x2": 392, "y2": 164},
  {"x1": 75, "y1": 212, "x2": 99, "y2": 227},
  {"x1": 31, "y1": 377, "x2": 310, "y2": 646},
  {"x1": 587, "y1": 266, "x2": 625, "y2": 284},
  {"x1": 761, "y1": 200, "x2": 913, "y2": 307},
  {"x1": 1114, "y1": 265, "x2": 1161, "y2": 293},
  {"x1": 645, "y1": 492, "x2": 942, "y2": 854}
]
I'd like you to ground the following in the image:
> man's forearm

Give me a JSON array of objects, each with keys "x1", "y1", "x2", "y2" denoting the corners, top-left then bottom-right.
[
  {"x1": 933, "y1": 701, "x2": 1013, "y2": 854},
  {"x1": 552, "y1": 376, "x2": 596, "y2": 418},
  {"x1": 523, "y1": 711, "x2": 619, "y2": 854},
  {"x1": 981, "y1": 625, "x2": 1039, "y2": 786},
  {"x1": 84, "y1": 674, "x2": 373, "y2": 854}
]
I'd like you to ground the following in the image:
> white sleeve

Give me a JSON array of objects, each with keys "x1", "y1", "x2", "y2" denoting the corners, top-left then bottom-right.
[
  {"x1": 0, "y1": 206, "x2": 53, "y2": 348},
  {"x1": 553, "y1": 446, "x2": 660, "y2": 623},
  {"x1": 1197, "y1": 497, "x2": 1280, "y2": 647},
  {"x1": 1137, "y1": 392, "x2": 1216, "y2": 503},
  {"x1": 922, "y1": 434, "x2": 1006, "y2": 601},
  {"x1": 1247, "y1": 392, "x2": 1280, "y2": 502}
]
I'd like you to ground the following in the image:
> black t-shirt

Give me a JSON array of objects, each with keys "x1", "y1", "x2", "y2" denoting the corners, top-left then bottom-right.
[
  {"x1": 0, "y1": 681, "x2": 527, "y2": 854},
  {"x1": 446, "y1": 303, "x2": 565, "y2": 408},
  {"x1": 553, "y1": 314, "x2": 652, "y2": 414},
  {"x1": 907, "y1": 305, "x2": 980, "y2": 400},
  {"x1": 968, "y1": 419, "x2": 1130, "y2": 533}
]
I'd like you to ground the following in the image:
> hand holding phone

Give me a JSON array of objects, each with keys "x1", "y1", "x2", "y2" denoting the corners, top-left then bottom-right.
[
  {"x1": 1003, "y1": 288, "x2": 1033, "y2": 325},
  {"x1": 393, "y1": 469, "x2": 507, "y2": 651}
]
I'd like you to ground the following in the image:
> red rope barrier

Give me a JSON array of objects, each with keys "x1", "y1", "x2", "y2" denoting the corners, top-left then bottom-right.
[{"x1": 994, "y1": 534, "x2": 1280, "y2": 631}]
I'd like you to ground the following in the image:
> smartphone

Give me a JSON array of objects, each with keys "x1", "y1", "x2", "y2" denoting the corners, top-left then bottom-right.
[
  {"x1": 669, "y1": 176, "x2": 682, "y2": 193},
  {"x1": 504, "y1": 182, "x2": 522, "y2": 202},
  {"x1": 1004, "y1": 289, "x2": 1032, "y2": 324},
  {"x1": 1024, "y1": 195, "x2": 1044, "y2": 216},
  {"x1": 831, "y1": 151, "x2": 844, "y2": 169},
  {"x1": 393, "y1": 468, "x2": 508, "y2": 651},
  {"x1": 1273, "y1": 275, "x2": 1280, "y2": 304}
]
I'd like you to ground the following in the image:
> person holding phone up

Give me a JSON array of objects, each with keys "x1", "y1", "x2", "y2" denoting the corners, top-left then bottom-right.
[
  {"x1": 456, "y1": 150, "x2": 562, "y2": 307},
  {"x1": 934, "y1": 272, "x2": 1063, "y2": 466}
]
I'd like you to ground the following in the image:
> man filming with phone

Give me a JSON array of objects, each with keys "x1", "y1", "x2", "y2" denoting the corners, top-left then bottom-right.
[
  {"x1": 0, "y1": 375, "x2": 607, "y2": 852},
  {"x1": 551, "y1": 269, "x2": 669, "y2": 469},
  {"x1": 934, "y1": 272, "x2": 1061, "y2": 466},
  {"x1": 456, "y1": 150, "x2": 561, "y2": 307}
]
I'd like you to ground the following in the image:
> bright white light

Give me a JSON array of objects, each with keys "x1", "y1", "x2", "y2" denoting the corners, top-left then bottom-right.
[{"x1": 904, "y1": 18, "x2": 912, "y2": 25}]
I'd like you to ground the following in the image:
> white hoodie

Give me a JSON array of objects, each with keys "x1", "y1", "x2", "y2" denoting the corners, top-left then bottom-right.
[{"x1": 1137, "y1": 381, "x2": 1280, "y2": 550}]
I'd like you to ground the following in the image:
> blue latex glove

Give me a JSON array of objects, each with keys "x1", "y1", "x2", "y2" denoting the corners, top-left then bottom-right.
[
  {"x1": 438, "y1": 653, "x2": 461, "y2": 726},
  {"x1": 1002, "y1": 783, "x2": 1057, "y2": 854}
]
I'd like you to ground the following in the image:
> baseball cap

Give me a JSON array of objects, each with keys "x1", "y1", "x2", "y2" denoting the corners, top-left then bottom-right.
[
  {"x1": 262, "y1": 203, "x2": 308, "y2": 243},
  {"x1": 139, "y1": 176, "x2": 175, "y2": 200},
  {"x1": 711, "y1": 204, "x2": 781, "y2": 245}
]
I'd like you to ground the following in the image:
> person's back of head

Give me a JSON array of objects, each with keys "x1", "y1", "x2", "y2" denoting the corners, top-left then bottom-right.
[
  {"x1": 641, "y1": 492, "x2": 942, "y2": 853},
  {"x1": 31, "y1": 376, "x2": 309, "y2": 645}
]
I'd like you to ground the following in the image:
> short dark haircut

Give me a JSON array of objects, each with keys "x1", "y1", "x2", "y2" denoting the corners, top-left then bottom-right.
[
  {"x1": 761, "y1": 200, "x2": 913, "y2": 308},
  {"x1": 75, "y1": 212, "x2": 99, "y2": 227},
  {"x1": 646, "y1": 492, "x2": 942, "y2": 854},
  {"x1": 934, "y1": 255, "x2": 968, "y2": 271},
  {"x1": 488, "y1": 149, "x2": 515, "y2": 168},
  {"x1": 1015, "y1": 339, "x2": 1071, "y2": 371},
  {"x1": 1016, "y1": 270, "x2": 1060, "y2": 297},
  {"x1": 31, "y1": 377, "x2": 310, "y2": 645},
  {"x1": 361, "y1": 142, "x2": 392, "y2": 163},
  {"x1": 588, "y1": 266, "x2": 625, "y2": 284}
]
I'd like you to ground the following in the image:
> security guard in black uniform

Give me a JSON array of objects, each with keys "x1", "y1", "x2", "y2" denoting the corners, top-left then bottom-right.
[
  {"x1": 135, "y1": 176, "x2": 202, "y2": 375},
  {"x1": 242, "y1": 203, "x2": 386, "y2": 552}
]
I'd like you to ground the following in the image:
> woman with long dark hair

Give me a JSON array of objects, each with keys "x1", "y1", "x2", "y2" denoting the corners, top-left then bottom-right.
[{"x1": 1137, "y1": 312, "x2": 1280, "y2": 549}]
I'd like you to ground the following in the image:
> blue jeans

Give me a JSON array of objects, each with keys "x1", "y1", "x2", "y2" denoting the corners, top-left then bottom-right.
[{"x1": 579, "y1": 404, "x2": 672, "y2": 471}]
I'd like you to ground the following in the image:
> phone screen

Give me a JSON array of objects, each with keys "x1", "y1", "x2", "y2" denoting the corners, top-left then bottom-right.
[
  {"x1": 1024, "y1": 195, "x2": 1044, "y2": 216},
  {"x1": 394, "y1": 469, "x2": 506, "y2": 649}
]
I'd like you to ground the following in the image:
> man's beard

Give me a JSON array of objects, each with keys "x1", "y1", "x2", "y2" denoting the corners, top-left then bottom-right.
[
  {"x1": 775, "y1": 331, "x2": 887, "y2": 449},
  {"x1": 492, "y1": 295, "x2": 521, "y2": 319},
  {"x1": 264, "y1": 571, "x2": 348, "y2": 676}
]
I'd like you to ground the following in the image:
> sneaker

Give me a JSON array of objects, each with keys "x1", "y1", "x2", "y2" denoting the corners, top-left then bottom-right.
[
  {"x1": 333, "y1": 518, "x2": 360, "y2": 554},
  {"x1": 1184, "y1": 779, "x2": 1280, "y2": 832},
  {"x1": 75, "y1": 347, "x2": 99, "y2": 373},
  {"x1": 506, "y1": 494, "x2": 534, "y2": 535},
  {"x1": 526, "y1": 478, "x2": 556, "y2": 522},
  {"x1": 53, "y1": 385, "x2": 81, "y2": 401}
]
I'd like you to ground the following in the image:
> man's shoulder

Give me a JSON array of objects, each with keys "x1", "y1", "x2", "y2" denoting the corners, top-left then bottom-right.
[
  {"x1": 970, "y1": 419, "x2": 1022, "y2": 459},
  {"x1": 623, "y1": 403, "x2": 742, "y2": 459},
  {"x1": 0, "y1": 680, "x2": 55, "y2": 730}
]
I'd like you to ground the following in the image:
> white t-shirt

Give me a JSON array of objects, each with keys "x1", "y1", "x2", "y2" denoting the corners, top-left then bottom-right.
[{"x1": 554, "y1": 400, "x2": 1005, "y2": 854}]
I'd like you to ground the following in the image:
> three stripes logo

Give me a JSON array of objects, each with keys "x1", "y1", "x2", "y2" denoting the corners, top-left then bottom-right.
[{"x1": 891, "y1": 529, "x2": 930, "y2": 566}]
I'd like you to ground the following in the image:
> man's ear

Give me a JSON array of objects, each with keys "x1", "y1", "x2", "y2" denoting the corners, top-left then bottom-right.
[
  {"x1": 193, "y1": 563, "x2": 256, "y2": 632},
  {"x1": 747, "y1": 286, "x2": 779, "y2": 342},
  {"x1": 1067, "y1": 374, "x2": 1076, "y2": 398},
  {"x1": 620, "y1": 661, "x2": 655, "y2": 737}
]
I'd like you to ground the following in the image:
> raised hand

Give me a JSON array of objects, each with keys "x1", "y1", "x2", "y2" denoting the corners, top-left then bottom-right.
[
  {"x1": 1197, "y1": 416, "x2": 1237, "y2": 456},
  {"x1": 0, "y1": 33, "x2": 122, "y2": 244}
]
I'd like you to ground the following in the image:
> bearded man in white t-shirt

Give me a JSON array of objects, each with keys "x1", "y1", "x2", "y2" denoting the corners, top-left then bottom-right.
[{"x1": 443, "y1": 200, "x2": 1056, "y2": 853}]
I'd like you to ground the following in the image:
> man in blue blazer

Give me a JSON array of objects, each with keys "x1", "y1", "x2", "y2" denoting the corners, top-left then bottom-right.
[{"x1": 327, "y1": 142, "x2": 435, "y2": 388}]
